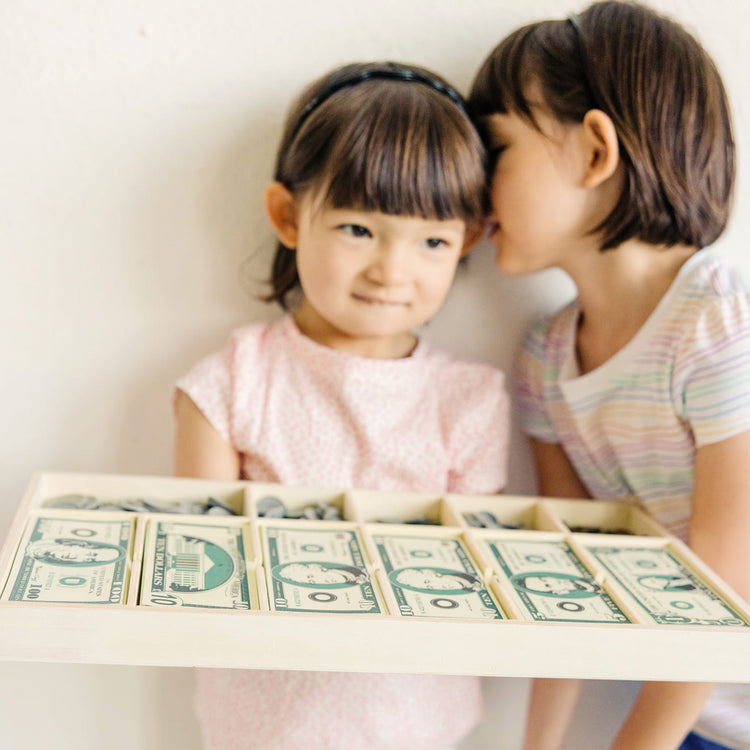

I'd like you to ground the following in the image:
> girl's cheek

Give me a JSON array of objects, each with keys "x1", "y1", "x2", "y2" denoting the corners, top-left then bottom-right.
[{"x1": 488, "y1": 187, "x2": 502, "y2": 212}]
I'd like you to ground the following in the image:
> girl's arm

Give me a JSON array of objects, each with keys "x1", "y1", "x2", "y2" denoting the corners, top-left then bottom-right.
[
  {"x1": 609, "y1": 430, "x2": 750, "y2": 750},
  {"x1": 174, "y1": 391, "x2": 241, "y2": 480},
  {"x1": 531, "y1": 439, "x2": 591, "y2": 499},
  {"x1": 522, "y1": 678, "x2": 584, "y2": 750},
  {"x1": 522, "y1": 439, "x2": 590, "y2": 750}
]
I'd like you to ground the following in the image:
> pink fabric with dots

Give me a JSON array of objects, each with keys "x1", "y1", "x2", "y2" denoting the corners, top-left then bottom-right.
[{"x1": 176, "y1": 314, "x2": 509, "y2": 750}]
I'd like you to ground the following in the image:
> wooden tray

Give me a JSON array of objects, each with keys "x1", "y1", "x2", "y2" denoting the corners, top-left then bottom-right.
[{"x1": 1, "y1": 472, "x2": 748, "y2": 682}]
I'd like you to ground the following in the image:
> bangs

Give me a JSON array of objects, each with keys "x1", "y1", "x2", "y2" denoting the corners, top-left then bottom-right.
[
  {"x1": 297, "y1": 81, "x2": 486, "y2": 223},
  {"x1": 469, "y1": 25, "x2": 538, "y2": 122},
  {"x1": 468, "y1": 21, "x2": 586, "y2": 131}
]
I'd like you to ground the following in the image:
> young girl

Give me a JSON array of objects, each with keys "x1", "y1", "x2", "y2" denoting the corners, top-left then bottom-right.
[
  {"x1": 174, "y1": 61, "x2": 509, "y2": 750},
  {"x1": 468, "y1": 2, "x2": 750, "y2": 749}
]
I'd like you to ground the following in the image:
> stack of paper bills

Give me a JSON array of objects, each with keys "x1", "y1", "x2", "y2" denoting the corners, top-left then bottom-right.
[
  {"x1": 262, "y1": 525, "x2": 382, "y2": 614},
  {"x1": 586, "y1": 545, "x2": 749, "y2": 627},
  {"x1": 2, "y1": 514, "x2": 133, "y2": 604},
  {"x1": 484, "y1": 538, "x2": 628, "y2": 623},
  {"x1": 372, "y1": 533, "x2": 504, "y2": 619},
  {"x1": 140, "y1": 519, "x2": 255, "y2": 609}
]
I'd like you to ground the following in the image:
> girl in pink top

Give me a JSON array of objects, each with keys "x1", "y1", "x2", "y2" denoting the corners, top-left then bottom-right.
[{"x1": 174, "y1": 61, "x2": 509, "y2": 750}]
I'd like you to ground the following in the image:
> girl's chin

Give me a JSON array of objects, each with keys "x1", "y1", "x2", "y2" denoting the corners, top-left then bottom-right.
[
  {"x1": 494, "y1": 252, "x2": 530, "y2": 276},
  {"x1": 493, "y1": 242, "x2": 546, "y2": 276}
]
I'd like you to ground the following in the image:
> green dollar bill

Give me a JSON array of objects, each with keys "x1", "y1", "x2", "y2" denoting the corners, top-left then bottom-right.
[
  {"x1": 2, "y1": 514, "x2": 133, "y2": 604},
  {"x1": 372, "y1": 533, "x2": 503, "y2": 619},
  {"x1": 483, "y1": 537, "x2": 629, "y2": 623},
  {"x1": 262, "y1": 525, "x2": 382, "y2": 614},
  {"x1": 586, "y1": 545, "x2": 749, "y2": 627},
  {"x1": 140, "y1": 519, "x2": 254, "y2": 610}
]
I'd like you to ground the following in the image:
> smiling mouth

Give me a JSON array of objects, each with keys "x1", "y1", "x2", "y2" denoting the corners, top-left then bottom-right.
[{"x1": 351, "y1": 293, "x2": 409, "y2": 307}]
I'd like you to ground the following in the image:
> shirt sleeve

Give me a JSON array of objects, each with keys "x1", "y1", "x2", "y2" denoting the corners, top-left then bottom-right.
[
  {"x1": 447, "y1": 365, "x2": 510, "y2": 494},
  {"x1": 174, "y1": 342, "x2": 235, "y2": 445},
  {"x1": 673, "y1": 292, "x2": 750, "y2": 447},
  {"x1": 514, "y1": 316, "x2": 558, "y2": 443}
]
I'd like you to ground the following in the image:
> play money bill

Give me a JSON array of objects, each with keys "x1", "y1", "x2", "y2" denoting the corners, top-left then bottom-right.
[
  {"x1": 262, "y1": 525, "x2": 382, "y2": 614},
  {"x1": 372, "y1": 533, "x2": 503, "y2": 619},
  {"x1": 141, "y1": 520, "x2": 254, "y2": 609},
  {"x1": 484, "y1": 538, "x2": 628, "y2": 623},
  {"x1": 586, "y1": 545, "x2": 748, "y2": 627},
  {"x1": 2, "y1": 514, "x2": 133, "y2": 604}
]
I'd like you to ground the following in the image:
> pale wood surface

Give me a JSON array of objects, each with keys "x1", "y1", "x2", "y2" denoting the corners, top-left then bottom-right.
[{"x1": 1, "y1": 472, "x2": 748, "y2": 682}]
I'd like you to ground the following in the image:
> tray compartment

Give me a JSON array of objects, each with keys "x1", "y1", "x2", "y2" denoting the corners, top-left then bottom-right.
[
  {"x1": 543, "y1": 498, "x2": 668, "y2": 537},
  {"x1": 139, "y1": 515, "x2": 261, "y2": 611},
  {"x1": 1, "y1": 510, "x2": 137, "y2": 607},
  {"x1": 470, "y1": 530, "x2": 637, "y2": 624},
  {"x1": 35, "y1": 472, "x2": 248, "y2": 516},
  {"x1": 247, "y1": 482, "x2": 350, "y2": 522},
  {"x1": 364, "y1": 524, "x2": 505, "y2": 619},
  {"x1": 579, "y1": 538, "x2": 750, "y2": 628},
  {"x1": 259, "y1": 521, "x2": 386, "y2": 615},
  {"x1": 349, "y1": 488, "x2": 455, "y2": 526},
  {"x1": 448, "y1": 493, "x2": 565, "y2": 532}
]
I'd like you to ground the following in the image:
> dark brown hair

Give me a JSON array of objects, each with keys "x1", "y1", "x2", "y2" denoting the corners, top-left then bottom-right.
[
  {"x1": 468, "y1": 1, "x2": 735, "y2": 250},
  {"x1": 266, "y1": 62, "x2": 486, "y2": 309}
]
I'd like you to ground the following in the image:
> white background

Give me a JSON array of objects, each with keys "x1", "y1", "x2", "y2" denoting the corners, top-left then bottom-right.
[{"x1": 1, "y1": 1, "x2": 747, "y2": 747}]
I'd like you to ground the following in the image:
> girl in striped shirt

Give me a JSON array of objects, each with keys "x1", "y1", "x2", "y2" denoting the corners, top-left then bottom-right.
[{"x1": 469, "y1": 2, "x2": 750, "y2": 749}]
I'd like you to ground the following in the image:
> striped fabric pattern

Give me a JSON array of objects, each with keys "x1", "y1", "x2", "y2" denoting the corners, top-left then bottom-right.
[
  {"x1": 515, "y1": 249, "x2": 750, "y2": 748},
  {"x1": 516, "y1": 249, "x2": 750, "y2": 540}
]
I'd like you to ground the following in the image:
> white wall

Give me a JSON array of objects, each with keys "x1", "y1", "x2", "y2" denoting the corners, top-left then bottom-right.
[{"x1": 1, "y1": 1, "x2": 747, "y2": 748}]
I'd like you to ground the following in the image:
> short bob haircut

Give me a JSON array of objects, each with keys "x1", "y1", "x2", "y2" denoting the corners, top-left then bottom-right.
[
  {"x1": 468, "y1": 1, "x2": 735, "y2": 251},
  {"x1": 266, "y1": 62, "x2": 486, "y2": 309}
]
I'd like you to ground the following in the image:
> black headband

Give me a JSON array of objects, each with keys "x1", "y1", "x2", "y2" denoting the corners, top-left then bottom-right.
[
  {"x1": 567, "y1": 14, "x2": 602, "y2": 111},
  {"x1": 567, "y1": 14, "x2": 583, "y2": 35},
  {"x1": 288, "y1": 63, "x2": 469, "y2": 143}
]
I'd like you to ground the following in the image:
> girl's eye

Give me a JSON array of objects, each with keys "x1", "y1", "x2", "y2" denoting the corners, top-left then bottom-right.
[
  {"x1": 425, "y1": 238, "x2": 448, "y2": 249},
  {"x1": 339, "y1": 224, "x2": 371, "y2": 238}
]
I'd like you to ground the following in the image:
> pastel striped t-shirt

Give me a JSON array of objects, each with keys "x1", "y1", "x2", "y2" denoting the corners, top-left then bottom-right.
[
  {"x1": 516, "y1": 249, "x2": 750, "y2": 749},
  {"x1": 516, "y1": 249, "x2": 750, "y2": 540}
]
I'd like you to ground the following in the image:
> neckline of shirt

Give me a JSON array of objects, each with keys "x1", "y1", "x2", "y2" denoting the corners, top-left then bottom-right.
[
  {"x1": 559, "y1": 249, "x2": 716, "y2": 388},
  {"x1": 278, "y1": 314, "x2": 429, "y2": 368}
]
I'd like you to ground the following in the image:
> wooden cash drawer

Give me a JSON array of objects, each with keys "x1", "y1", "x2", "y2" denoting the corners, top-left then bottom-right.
[{"x1": 0, "y1": 472, "x2": 749, "y2": 683}]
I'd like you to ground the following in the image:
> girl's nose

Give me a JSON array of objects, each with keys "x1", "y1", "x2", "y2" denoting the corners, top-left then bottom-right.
[{"x1": 366, "y1": 245, "x2": 410, "y2": 285}]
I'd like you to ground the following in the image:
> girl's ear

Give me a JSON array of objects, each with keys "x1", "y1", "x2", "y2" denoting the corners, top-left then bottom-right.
[
  {"x1": 581, "y1": 109, "x2": 620, "y2": 188},
  {"x1": 264, "y1": 182, "x2": 298, "y2": 249},
  {"x1": 460, "y1": 223, "x2": 484, "y2": 257}
]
